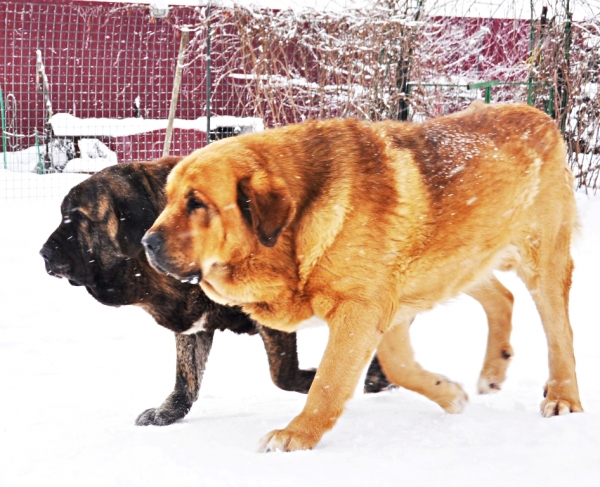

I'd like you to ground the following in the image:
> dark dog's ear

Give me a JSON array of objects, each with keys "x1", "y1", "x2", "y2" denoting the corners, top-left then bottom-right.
[
  {"x1": 115, "y1": 194, "x2": 159, "y2": 257},
  {"x1": 114, "y1": 168, "x2": 164, "y2": 257},
  {"x1": 237, "y1": 171, "x2": 295, "y2": 248}
]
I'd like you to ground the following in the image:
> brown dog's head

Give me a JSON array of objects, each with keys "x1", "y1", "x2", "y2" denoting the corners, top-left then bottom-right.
[{"x1": 142, "y1": 138, "x2": 296, "y2": 284}]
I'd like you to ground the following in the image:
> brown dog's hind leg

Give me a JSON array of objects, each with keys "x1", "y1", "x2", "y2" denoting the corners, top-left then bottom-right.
[
  {"x1": 258, "y1": 301, "x2": 384, "y2": 452},
  {"x1": 466, "y1": 276, "x2": 514, "y2": 394},
  {"x1": 258, "y1": 326, "x2": 316, "y2": 393},
  {"x1": 136, "y1": 331, "x2": 214, "y2": 426},
  {"x1": 517, "y1": 228, "x2": 583, "y2": 417},
  {"x1": 367, "y1": 276, "x2": 514, "y2": 396},
  {"x1": 377, "y1": 318, "x2": 468, "y2": 414}
]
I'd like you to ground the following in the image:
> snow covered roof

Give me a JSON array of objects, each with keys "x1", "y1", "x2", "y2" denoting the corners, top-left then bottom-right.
[{"x1": 49, "y1": 114, "x2": 264, "y2": 137}]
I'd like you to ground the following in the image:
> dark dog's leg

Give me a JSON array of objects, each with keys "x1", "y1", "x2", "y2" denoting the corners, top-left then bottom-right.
[
  {"x1": 258, "y1": 326, "x2": 316, "y2": 393},
  {"x1": 136, "y1": 330, "x2": 214, "y2": 426},
  {"x1": 259, "y1": 325, "x2": 391, "y2": 394},
  {"x1": 363, "y1": 354, "x2": 394, "y2": 393}
]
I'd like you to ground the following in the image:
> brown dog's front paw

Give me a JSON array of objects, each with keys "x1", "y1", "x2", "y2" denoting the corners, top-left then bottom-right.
[
  {"x1": 477, "y1": 353, "x2": 512, "y2": 395},
  {"x1": 540, "y1": 398, "x2": 583, "y2": 417},
  {"x1": 257, "y1": 428, "x2": 319, "y2": 453}
]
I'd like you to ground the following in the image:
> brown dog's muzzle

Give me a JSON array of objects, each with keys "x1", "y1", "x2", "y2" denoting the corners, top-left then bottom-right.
[
  {"x1": 142, "y1": 231, "x2": 169, "y2": 274},
  {"x1": 142, "y1": 231, "x2": 201, "y2": 284}
]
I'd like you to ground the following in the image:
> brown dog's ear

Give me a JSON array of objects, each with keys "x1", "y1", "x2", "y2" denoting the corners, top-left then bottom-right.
[{"x1": 237, "y1": 171, "x2": 295, "y2": 248}]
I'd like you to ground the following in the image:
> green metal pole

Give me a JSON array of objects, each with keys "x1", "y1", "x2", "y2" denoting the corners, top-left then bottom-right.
[
  {"x1": 1, "y1": 87, "x2": 7, "y2": 170},
  {"x1": 547, "y1": 86, "x2": 555, "y2": 116},
  {"x1": 467, "y1": 80, "x2": 499, "y2": 102},
  {"x1": 35, "y1": 129, "x2": 44, "y2": 174}
]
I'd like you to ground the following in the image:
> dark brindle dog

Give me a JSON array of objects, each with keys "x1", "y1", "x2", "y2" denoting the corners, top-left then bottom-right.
[{"x1": 40, "y1": 157, "x2": 392, "y2": 426}]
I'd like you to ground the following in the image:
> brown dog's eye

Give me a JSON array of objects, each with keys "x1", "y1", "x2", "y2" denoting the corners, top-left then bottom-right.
[{"x1": 187, "y1": 197, "x2": 207, "y2": 214}]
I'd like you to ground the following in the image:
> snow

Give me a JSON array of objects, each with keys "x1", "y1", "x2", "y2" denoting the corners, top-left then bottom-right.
[
  {"x1": 2, "y1": 140, "x2": 73, "y2": 173},
  {"x1": 2, "y1": 138, "x2": 117, "y2": 174},
  {"x1": 1, "y1": 179, "x2": 600, "y2": 486},
  {"x1": 2, "y1": 146, "x2": 45, "y2": 173},
  {"x1": 62, "y1": 139, "x2": 118, "y2": 174}
]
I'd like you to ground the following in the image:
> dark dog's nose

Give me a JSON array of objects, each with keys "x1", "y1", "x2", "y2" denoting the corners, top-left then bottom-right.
[
  {"x1": 39, "y1": 243, "x2": 54, "y2": 262},
  {"x1": 142, "y1": 232, "x2": 164, "y2": 257}
]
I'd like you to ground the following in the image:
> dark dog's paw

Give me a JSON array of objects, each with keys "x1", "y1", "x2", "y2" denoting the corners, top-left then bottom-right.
[
  {"x1": 294, "y1": 368, "x2": 317, "y2": 393},
  {"x1": 135, "y1": 407, "x2": 185, "y2": 426},
  {"x1": 364, "y1": 377, "x2": 396, "y2": 394},
  {"x1": 363, "y1": 355, "x2": 395, "y2": 393}
]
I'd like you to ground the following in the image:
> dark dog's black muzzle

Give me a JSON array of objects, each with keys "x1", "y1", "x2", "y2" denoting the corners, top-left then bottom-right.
[
  {"x1": 40, "y1": 240, "x2": 67, "y2": 278},
  {"x1": 39, "y1": 242, "x2": 55, "y2": 263}
]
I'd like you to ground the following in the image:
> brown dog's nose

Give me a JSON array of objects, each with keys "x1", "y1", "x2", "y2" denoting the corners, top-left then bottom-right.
[
  {"x1": 142, "y1": 231, "x2": 171, "y2": 275},
  {"x1": 142, "y1": 232, "x2": 163, "y2": 257}
]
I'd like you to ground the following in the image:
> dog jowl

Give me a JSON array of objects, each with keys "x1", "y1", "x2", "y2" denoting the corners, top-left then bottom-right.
[{"x1": 146, "y1": 102, "x2": 582, "y2": 452}]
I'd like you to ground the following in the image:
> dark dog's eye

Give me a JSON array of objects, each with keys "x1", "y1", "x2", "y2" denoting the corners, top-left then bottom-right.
[{"x1": 187, "y1": 197, "x2": 207, "y2": 214}]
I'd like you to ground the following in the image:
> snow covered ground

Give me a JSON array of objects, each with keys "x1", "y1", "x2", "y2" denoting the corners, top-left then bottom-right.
[{"x1": 1, "y1": 173, "x2": 600, "y2": 486}]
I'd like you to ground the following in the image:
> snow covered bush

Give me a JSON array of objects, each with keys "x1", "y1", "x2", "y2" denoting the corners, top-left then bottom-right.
[
  {"x1": 528, "y1": 8, "x2": 600, "y2": 192},
  {"x1": 211, "y1": 0, "x2": 599, "y2": 192},
  {"x1": 62, "y1": 139, "x2": 118, "y2": 174}
]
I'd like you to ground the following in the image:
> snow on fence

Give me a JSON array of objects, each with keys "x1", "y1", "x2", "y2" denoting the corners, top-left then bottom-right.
[{"x1": 1, "y1": 0, "x2": 599, "y2": 199}]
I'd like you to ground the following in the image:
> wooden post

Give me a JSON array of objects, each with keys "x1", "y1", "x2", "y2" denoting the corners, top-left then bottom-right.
[
  {"x1": 36, "y1": 50, "x2": 54, "y2": 170},
  {"x1": 163, "y1": 29, "x2": 189, "y2": 157}
]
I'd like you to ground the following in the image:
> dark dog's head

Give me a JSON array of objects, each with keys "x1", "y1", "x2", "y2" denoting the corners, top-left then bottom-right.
[{"x1": 40, "y1": 157, "x2": 181, "y2": 306}]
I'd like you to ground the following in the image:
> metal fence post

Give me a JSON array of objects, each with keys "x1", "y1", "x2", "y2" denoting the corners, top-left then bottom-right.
[
  {"x1": 560, "y1": 0, "x2": 572, "y2": 134},
  {"x1": 467, "y1": 80, "x2": 500, "y2": 102},
  {"x1": 34, "y1": 129, "x2": 43, "y2": 174},
  {"x1": 547, "y1": 86, "x2": 555, "y2": 116},
  {"x1": 206, "y1": 3, "x2": 212, "y2": 144}
]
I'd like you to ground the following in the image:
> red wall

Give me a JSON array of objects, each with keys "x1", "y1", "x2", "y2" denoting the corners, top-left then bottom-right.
[
  {"x1": 1, "y1": 0, "x2": 216, "y2": 161},
  {"x1": 1, "y1": 1, "x2": 532, "y2": 163}
]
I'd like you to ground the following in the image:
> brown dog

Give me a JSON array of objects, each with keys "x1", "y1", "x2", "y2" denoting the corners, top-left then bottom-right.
[{"x1": 144, "y1": 102, "x2": 582, "y2": 452}]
